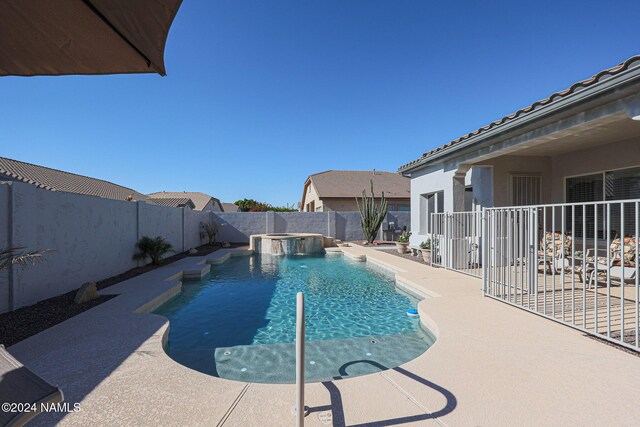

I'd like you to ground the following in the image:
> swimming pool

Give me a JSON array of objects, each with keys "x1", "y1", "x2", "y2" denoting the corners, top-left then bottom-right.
[{"x1": 154, "y1": 253, "x2": 434, "y2": 383}]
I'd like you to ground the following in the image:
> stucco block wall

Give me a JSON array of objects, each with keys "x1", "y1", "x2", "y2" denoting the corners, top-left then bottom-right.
[
  {"x1": 213, "y1": 211, "x2": 410, "y2": 243},
  {"x1": 278, "y1": 212, "x2": 329, "y2": 234},
  {"x1": 138, "y1": 202, "x2": 184, "y2": 253},
  {"x1": 0, "y1": 181, "x2": 410, "y2": 313},
  {"x1": 0, "y1": 184, "x2": 10, "y2": 313},
  {"x1": 0, "y1": 181, "x2": 209, "y2": 313},
  {"x1": 214, "y1": 212, "x2": 269, "y2": 243},
  {"x1": 5, "y1": 182, "x2": 139, "y2": 312},
  {"x1": 184, "y1": 208, "x2": 212, "y2": 249}
]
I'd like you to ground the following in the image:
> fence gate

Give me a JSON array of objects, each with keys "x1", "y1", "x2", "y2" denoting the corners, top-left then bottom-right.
[{"x1": 430, "y1": 211, "x2": 483, "y2": 277}]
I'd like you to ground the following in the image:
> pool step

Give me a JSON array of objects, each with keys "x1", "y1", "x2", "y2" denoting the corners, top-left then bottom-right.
[{"x1": 213, "y1": 332, "x2": 433, "y2": 384}]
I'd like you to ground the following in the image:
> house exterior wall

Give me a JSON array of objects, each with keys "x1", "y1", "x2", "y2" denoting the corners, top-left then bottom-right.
[
  {"x1": 408, "y1": 164, "x2": 472, "y2": 245},
  {"x1": 473, "y1": 155, "x2": 553, "y2": 206},
  {"x1": 301, "y1": 181, "x2": 322, "y2": 212},
  {"x1": 202, "y1": 199, "x2": 223, "y2": 212},
  {"x1": 0, "y1": 181, "x2": 210, "y2": 313},
  {"x1": 550, "y1": 138, "x2": 640, "y2": 203},
  {"x1": 321, "y1": 198, "x2": 410, "y2": 212}
]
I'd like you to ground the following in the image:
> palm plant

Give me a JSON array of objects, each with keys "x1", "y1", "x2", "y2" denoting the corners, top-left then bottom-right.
[
  {"x1": 133, "y1": 236, "x2": 174, "y2": 265},
  {"x1": 0, "y1": 247, "x2": 50, "y2": 270},
  {"x1": 356, "y1": 180, "x2": 388, "y2": 244}
]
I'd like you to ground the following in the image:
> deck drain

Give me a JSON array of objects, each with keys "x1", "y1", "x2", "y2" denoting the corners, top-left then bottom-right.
[
  {"x1": 224, "y1": 351, "x2": 231, "y2": 356},
  {"x1": 370, "y1": 339, "x2": 377, "y2": 344},
  {"x1": 317, "y1": 411, "x2": 333, "y2": 425}
]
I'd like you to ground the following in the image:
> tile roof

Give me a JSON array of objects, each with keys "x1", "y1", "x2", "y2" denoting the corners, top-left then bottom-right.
[
  {"x1": 399, "y1": 55, "x2": 640, "y2": 172},
  {"x1": 221, "y1": 202, "x2": 240, "y2": 212},
  {"x1": 308, "y1": 170, "x2": 410, "y2": 199},
  {"x1": 147, "y1": 197, "x2": 195, "y2": 209},
  {"x1": 147, "y1": 191, "x2": 221, "y2": 211},
  {"x1": 0, "y1": 157, "x2": 147, "y2": 201}
]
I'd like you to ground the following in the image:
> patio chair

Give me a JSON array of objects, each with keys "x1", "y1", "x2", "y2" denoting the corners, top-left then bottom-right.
[
  {"x1": 537, "y1": 231, "x2": 573, "y2": 275},
  {"x1": 587, "y1": 236, "x2": 637, "y2": 289},
  {"x1": 0, "y1": 344, "x2": 63, "y2": 427}
]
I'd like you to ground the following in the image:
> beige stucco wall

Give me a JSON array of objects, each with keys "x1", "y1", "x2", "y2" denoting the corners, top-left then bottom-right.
[
  {"x1": 322, "y1": 198, "x2": 410, "y2": 212},
  {"x1": 473, "y1": 155, "x2": 553, "y2": 206},
  {"x1": 550, "y1": 137, "x2": 640, "y2": 202},
  {"x1": 301, "y1": 181, "x2": 323, "y2": 211}
]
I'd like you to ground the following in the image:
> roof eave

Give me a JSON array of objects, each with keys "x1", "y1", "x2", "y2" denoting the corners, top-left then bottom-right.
[{"x1": 398, "y1": 62, "x2": 640, "y2": 174}]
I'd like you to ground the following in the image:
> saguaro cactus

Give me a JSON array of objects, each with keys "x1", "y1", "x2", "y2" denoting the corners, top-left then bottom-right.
[{"x1": 356, "y1": 180, "x2": 388, "y2": 244}]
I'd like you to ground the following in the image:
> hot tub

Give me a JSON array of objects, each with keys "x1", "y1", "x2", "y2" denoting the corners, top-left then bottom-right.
[{"x1": 250, "y1": 233, "x2": 325, "y2": 256}]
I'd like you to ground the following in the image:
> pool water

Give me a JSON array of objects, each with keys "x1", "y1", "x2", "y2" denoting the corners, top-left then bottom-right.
[{"x1": 154, "y1": 254, "x2": 434, "y2": 383}]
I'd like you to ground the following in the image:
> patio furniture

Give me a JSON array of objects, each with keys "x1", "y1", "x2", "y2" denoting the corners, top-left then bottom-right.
[
  {"x1": 537, "y1": 231, "x2": 573, "y2": 275},
  {"x1": 587, "y1": 236, "x2": 637, "y2": 289},
  {"x1": 0, "y1": 345, "x2": 63, "y2": 427}
]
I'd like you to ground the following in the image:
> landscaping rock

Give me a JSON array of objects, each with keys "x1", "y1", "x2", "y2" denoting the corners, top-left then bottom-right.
[
  {"x1": 74, "y1": 282, "x2": 98, "y2": 304},
  {"x1": 189, "y1": 248, "x2": 198, "y2": 254}
]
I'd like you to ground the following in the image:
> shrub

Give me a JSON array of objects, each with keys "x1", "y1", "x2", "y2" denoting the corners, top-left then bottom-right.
[
  {"x1": 200, "y1": 221, "x2": 219, "y2": 246},
  {"x1": 419, "y1": 240, "x2": 431, "y2": 250},
  {"x1": 133, "y1": 236, "x2": 174, "y2": 265}
]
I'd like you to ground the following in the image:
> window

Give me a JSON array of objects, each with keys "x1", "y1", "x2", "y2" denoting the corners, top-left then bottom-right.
[{"x1": 566, "y1": 166, "x2": 640, "y2": 238}]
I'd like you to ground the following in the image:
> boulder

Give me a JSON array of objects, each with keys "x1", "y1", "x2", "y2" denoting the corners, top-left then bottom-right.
[
  {"x1": 188, "y1": 248, "x2": 198, "y2": 255},
  {"x1": 74, "y1": 282, "x2": 98, "y2": 304}
]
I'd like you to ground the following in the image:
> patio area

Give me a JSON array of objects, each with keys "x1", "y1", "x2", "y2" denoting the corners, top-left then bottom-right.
[{"x1": 6, "y1": 246, "x2": 640, "y2": 426}]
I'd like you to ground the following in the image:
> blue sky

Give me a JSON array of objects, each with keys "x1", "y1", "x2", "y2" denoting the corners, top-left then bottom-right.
[{"x1": 2, "y1": 1, "x2": 639, "y2": 206}]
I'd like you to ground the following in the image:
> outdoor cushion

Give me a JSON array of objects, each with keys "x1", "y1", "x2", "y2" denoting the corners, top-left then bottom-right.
[{"x1": 538, "y1": 231, "x2": 572, "y2": 257}]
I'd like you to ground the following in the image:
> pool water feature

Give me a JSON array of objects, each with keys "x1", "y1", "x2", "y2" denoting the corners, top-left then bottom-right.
[
  {"x1": 154, "y1": 254, "x2": 434, "y2": 383},
  {"x1": 250, "y1": 233, "x2": 324, "y2": 256}
]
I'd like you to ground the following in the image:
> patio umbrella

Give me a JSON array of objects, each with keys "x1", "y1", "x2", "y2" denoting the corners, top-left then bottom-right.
[{"x1": 0, "y1": 0, "x2": 182, "y2": 76}]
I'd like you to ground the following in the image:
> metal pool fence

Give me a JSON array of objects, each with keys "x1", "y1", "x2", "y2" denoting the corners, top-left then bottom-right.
[
  {"x1": 429, "y1": 211, "x2": 483, "y2": 278},
  {"x1": 482, "y1": 200, "x2": 640, "y2": 352}
]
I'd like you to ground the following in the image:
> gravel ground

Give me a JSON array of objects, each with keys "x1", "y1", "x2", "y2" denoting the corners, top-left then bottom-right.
[{"x1": 0, "y1": 243, "x2": 244, "y2": 347}]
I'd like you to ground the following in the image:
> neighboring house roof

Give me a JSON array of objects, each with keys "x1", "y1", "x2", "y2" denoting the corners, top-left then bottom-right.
[
  {"x1": 305, "y1": 170, "x2": 410, "y2": 200},
  {"x1": 399, "y1": 55, "x2": 640, "y2": 173},
  {"x1": 147, "y1": 191, "x2": 222, "y2": 211},
  {"x1": 147, "y1": 197, "x2": 195, "y2": 209},
  {"x1": 221, "y1": 202, "x2": 240, "y2": 212},
  {"x1": 0, "y1": 156, "x2": 147, "y2": 201}
]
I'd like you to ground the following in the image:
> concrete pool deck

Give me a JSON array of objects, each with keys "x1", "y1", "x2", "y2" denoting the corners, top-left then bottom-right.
[{"x1": 7, "y1": 246, "x2": 640, "y2": 426}]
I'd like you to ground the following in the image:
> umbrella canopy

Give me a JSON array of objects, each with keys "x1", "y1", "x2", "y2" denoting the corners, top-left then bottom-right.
[{"x1": 0, "y1": 0, "x2": 182, "y2": 76}]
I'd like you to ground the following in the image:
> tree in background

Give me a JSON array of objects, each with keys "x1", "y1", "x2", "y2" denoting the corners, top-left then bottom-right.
[{"x1": 234, "y1": 199, "x2": 297, "y2": 212}]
